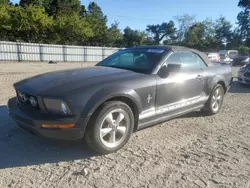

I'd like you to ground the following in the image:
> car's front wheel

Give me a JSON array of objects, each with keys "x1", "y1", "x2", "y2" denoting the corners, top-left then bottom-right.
[{"x1": 84, "y1": 101, "x2": 134, "y2": 154}]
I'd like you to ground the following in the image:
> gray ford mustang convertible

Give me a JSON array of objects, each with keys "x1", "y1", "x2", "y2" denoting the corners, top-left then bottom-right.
[{"x1": 8, "y1": 46, "x2": 233, "y2": 154}]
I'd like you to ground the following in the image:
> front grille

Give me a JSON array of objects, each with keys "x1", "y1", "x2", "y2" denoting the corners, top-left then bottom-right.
[
  {"x1": 244, "y1": 72, "x2": 250, "y2": 78},
  {"x1": 16, "y1": 91, "x2": 40, "y2": 110}
]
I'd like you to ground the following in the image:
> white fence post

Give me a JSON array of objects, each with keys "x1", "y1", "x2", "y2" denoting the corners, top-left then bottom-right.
[
  {"x1": 84, "y1": 47, "x2": 87, "y2": 62},
  {"x1": 16, "y1": 43, "x2": 21, "y2": 62},
  {"x1": 102, "y1": 47, "x2": 105, "y2": 60},
  {"x1": 39, "y1": 44, "x2": 43, "y2": 62},
  {"x1": 63, "y1": 45, "x2": 66, "y2": 62}
]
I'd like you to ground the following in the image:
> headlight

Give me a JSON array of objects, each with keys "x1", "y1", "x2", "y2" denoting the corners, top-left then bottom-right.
[
  {"x1": 43, "y1": 98, "x2": 71, "y2": 115},
  {"x1": 239, "y1": 65, "x2": 247, "y2": 72},
  {"x1": 243, "y1": 57, "x2": 249, "y2": 62}
]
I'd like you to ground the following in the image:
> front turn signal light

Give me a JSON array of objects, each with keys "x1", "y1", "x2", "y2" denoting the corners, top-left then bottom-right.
[{"x1": 41, "y1": 124, "x2": 75, "y2": 129}]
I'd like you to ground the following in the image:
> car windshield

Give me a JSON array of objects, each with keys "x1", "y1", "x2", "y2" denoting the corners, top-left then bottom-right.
[
  {"x1": 230, "y1": 52, "x2": 237, "y2": 54},
  {"x1": 219, "y1": 54, "x2": 226, "y2": 58},
  {"x1": 96, "y1": 48, "x2": 167, "y2": 74},
  {"x1": 219, "y1": 50, "x2": 227, "y2": 58},
  {"x1": 238, "y1": 52, "x2": 249, "y2": 56}
]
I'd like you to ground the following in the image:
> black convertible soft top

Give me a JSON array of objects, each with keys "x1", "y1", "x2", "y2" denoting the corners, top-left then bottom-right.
[{"x1": 132, "y1": 45, "x2": 214, "y2": 67}]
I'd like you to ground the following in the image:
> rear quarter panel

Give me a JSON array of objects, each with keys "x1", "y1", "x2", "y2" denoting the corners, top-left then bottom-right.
[{"x1": 203, "y1": 64, "x2": 232, "y2": 95}]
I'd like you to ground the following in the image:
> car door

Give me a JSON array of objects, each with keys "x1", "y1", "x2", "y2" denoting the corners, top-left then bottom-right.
[{"x1": 155, "y1": 51, "x2": 206, "y2": 114}]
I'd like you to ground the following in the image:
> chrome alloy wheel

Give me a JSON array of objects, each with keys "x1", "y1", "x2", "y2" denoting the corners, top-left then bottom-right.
[
  {"x1": 211, "y1": 87, "x2": 223, "y2": 112},
  {"x1": 99, "y1": 109, "x2": 129, "y2": 148}
]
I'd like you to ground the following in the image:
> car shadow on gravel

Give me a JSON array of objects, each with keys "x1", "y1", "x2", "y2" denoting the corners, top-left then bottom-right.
[
  {"x1": 177, "y1": 111, "x2": 205, "y2": 119},
  {"x1": 228, "y1": 81, "x2": 250, "y2": 93},
  {"x1": 0, "y1": 106, "x2": 98, "y2": 169}
]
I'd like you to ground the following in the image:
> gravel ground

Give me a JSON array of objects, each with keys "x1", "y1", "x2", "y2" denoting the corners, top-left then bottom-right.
[{"x1": 0, "y1": 62, "x2": 250, "y2": 188}]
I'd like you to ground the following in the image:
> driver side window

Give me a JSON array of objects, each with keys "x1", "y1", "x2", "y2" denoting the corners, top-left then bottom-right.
[{"x1": 164, "y1": 52, "x2": 207, "y2": 70}]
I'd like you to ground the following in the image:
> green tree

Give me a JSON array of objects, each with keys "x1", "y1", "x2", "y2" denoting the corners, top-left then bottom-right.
[
  {"x1": 54, "y1": 13, "x2": 93, "y2": 45},
  {"x1": 123, "y1": 27, "x2": 134, "y2": 47},
  {"x1": 45, "y1": 0, "x2": 81, "y2": 16},
  {"x1": 0, "y1": 0, "x2": 9, "y2": 5},
  {"x1": 237, "y1": 0, "x2": 250, "y2": 46},
  {"x1": 215, "y1": 16, "x2": 233, "y2": 48},
  {"x1": 79, "y1": 4, "x2": 86, "y2": 17},
  {"x1": 202, "y1": 19, "x2": 219, "y2": 50},
  {"x1": 227, "y1": 28, "x2": 243, "y2": 49},
  {"x1": 238, "y1": 45, "x2": 250, "y2": 53},
  {"x1": 85, "y1": 2, "x2": 108, "y2": 46},
  {"x1": 123, "y1": 27, "x2": 147, "y2": 47},
  {"x1": 42, "y1": 0, "x2": 51, "y2": 14},
  {"x1": 146, "y1": 21, "x2": 176, "y2": 44},
  {"x1": 20, "y1": 0, "x2": 41, "y2": 7},
  {"x1": 0, "y1": 4, "x2": 12, "y2": 41},
  {"x1": 183, "y1": 23, "x2": 206, "y2": 49},
  {"x1": 162, "y1": 34, "x2": 179, "y2": 45},
  {"x1": 144, "y1": 37, "x2": 155, "y2": 45},
  {"x1": 174, "y1": 14, "x2": 197, "y2": 42},
  {"x1": 238, "y1": 0, "x2": 250, "y2": 8},
  {"x1": 107, "y1": 22, "x2": 123, "y2": 47},
  {"x1": 237, "y1": 10, "x2": 250, "y2": 43},
  {"x1": 0, "y1": 5, "x2": 53, "y2": 43}
]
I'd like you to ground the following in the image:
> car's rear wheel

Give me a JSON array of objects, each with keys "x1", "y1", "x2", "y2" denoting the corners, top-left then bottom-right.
[
  {"x1": 202, "y1": 84, "x2": 224, "y2": 115},
  {"x1": 84, "y1": 101, "x2": 134, "y2": 154}
]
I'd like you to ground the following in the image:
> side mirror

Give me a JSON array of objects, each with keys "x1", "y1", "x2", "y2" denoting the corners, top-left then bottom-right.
[
  {"x1": 158, "y1": 64, "x2": 182, "y2": 78},
  {"x1": 167, "y1": 64, "x2": 182, "y2": 72},
  {"x1": 158, "y1": 66, "x2": 169, "y2": 78}
]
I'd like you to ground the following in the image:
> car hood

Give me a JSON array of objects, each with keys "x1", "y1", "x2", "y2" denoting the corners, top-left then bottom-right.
[
  {"x1": 234, "y1": 56, "x2": 249, "y2": 60},
  {"x1": 14, "y1": 66, "x2": 140, "y2": 96}
]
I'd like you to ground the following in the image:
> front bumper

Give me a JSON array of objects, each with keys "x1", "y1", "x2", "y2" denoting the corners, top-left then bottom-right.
[
  {"x1": 233, "y1": 60, "x2": 248, "y2": 66},
  {"x1": 7, "y1": 97, "x2": 86, "y2": 140},
  {"x1": 238, "y1": 78, "x2": 250, "y2": 85},
  {"x1": 238, "y1": 72, "x2": 250, "y2": 85}
]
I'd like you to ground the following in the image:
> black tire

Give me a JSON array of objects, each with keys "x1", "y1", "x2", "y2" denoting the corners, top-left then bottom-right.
[
  {"x1": 202, "y1": 84, "x2": 224, "y2": 115},
  {"x1": 84, "y1": 101, "x2": 134, "y2": 154}
]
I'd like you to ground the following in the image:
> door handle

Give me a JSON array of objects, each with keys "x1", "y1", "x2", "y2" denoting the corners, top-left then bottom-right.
[{"x1": 196, "y1": 75, "x2": 203, "y2": 80}]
